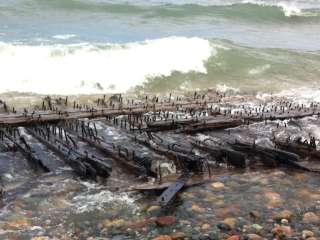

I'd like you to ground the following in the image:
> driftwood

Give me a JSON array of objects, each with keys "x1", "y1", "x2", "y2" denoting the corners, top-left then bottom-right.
[
  {"x1": 0, "y1": 129, "x2": 50, "y2": 173},
  {"x1": 27, "y1": 126, "x2": 112, "y2": 180},
  {"x1": 274, "y1": 138, "x2": 320, "y2": 159},
  {"x1": 229, "y1": 141, "x2": 319, "y2": 172},
  {"x1": 190, "y1": 138, "x2": 246, "y2": 168},
  {"x1": 155, "y1": 173, "x2": 190, "y2": 206},
  {"x1": 135, "y1": 132, "x2": 205, "y2": 173},
  {"x1": 62, "y1": 120, "x2": 156, "y2": 177},
  {"x1": 177, "y1": 117, "x2": 242, "y2": 134}
]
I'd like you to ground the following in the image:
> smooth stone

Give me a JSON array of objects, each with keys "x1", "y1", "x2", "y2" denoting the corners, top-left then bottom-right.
[
  {"x1": 303, "y1": 212, "x2": 320, "y2": 224},
  {"x1": 102, "y1": 219, "x2": 125, "y2": 229},
  {"x1": 201, "y1": 223, "x2": 211, "y2": 231},
  {"x1": 191, "y1": 204, "x2": 205, "y2": 213},
  {"x1": 251, "y1": 224, "x2": 263, "y2": 232},
  {"x1": 31, "y1": 237, "x2": 49, "y2": 240},
  {"x1": 170, "y1": 232, "x2": 186, "y2": 240},
  {"x1": 245, "y1": 233, "x2": 263, "y2": 240},
  {"x1": 272, "y1": 225, "x2": 292, "y2": 238},
  {"x1": 211, "y1": 182, "x2": 225, "y2": 189},
  {"x1": 156, "y1": 216, "x2": 177, "y2": 227},
  {"x1": 249, "y1": 211, "x2": 261, "y2": 219},
  {"x1": 302, "y1": 230, "x2": 314, "y2": 239},
  {"x1": 148, "y1": 206, "x2": 161, "y2": 213},
  {"x1": 226, "y1": 235, "x2": 240, "y2": 240},
  {"x1": 223, "y1": 218, "x2": 237, "y2": 229},
  {"x1": 273, "y1": 210, "x2": 294, "y2": 221},
  {"x1": 217, "y1": 223, "x2": 231, "y2": 231},
  {"x1": 153, "y1": 235, "x2": 172, "y2": 240},
  {"x1": 207, "y1": 230, "x2": 219, "y2": 240}
]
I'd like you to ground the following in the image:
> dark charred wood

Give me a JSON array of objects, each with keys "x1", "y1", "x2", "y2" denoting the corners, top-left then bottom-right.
[
  {"x1": 1, "y1": 130, "x2": 50, "y2": 173},
  {"x1": 62, "y1": 120, "x2": 155, "y2": 177},
  {"x1": 190, "y1": 139, "x2": 246, "y2": 168},
  {"x1": 177, "y1": 117, "x2": 242, "y2": 134},
  {"x1": 274, "y1": 138, "x2": 320, "y2": 160},
  {"x1": 26, "y1": 126, "x2": 112, "y2": 180},
  {"x1": 228, "y1": 141, "x2": 319, "y2": 172},
  {"x1": 136, "y1": 133, "x2": 205, "y2": 173}
]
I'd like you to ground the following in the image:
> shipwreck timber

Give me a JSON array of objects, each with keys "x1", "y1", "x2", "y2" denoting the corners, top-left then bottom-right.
[{"x1": 1, "y1": 93, "x2": 320, "y2": 207}]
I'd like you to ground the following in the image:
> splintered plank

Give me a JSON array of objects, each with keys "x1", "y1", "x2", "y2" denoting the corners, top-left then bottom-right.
[{"x1": 155, "y1": 173, "x2": 190, "y2": 206}]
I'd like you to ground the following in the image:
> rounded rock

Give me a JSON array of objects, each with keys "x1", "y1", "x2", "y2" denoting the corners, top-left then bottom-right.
[
  {"x1": 302, "y1": 230, "x2": 314, "y2": 239},
  {"x1": 302, "y1": 212, "x2": 320, "y2": 224}
]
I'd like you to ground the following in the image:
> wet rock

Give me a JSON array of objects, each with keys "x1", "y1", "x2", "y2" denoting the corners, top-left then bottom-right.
[
  {"x1": 272, "y1": 225, "x2": 292, "y2": 238},
  {"x1": 217, "y1": 222, "x2": 231, "y2": 231},
  {"x1": 223, "y1": 218, "x2": 237, "y2": 229},
  {"x1": 155, "y1": 216, "x2": 177, "y2": 227},
  {"x1": 127, "y1": 217, "x2": 156, "y2": 229},
  {"x1": 3, "y1": 218, "x2": 30, "y2": 230},
  {"x1": 103, "y1": 219, "x2": 125, "y2": 228},
  {"x1": 302, "y1": 230, "x2": 314, "y2": 239},
  {"x1": 273, "y1": 210, "x2": 294, "y2": 222},
  {"x1": 191, "y1": 204, "x2": 205, "y2": 213},
  {"x1": 147, "y1": 205, "x2": 161, "y2": 213},
  {"x1": 170, "y1": 231, "x2": 186, "y2": 240},
  {"x1": 302, "y1": 212, "x2": 320, "y2": 224},
  {"x1": 245, "y1": 233, "x2": 263, "y2": 240},
  {"x1": 207, "y1": 230, "x2": 219, "y2": 240},
  {"x1": 31, "y1": 237, "x2": 49, "y2": 240},
  {"x1": 153, "y1": 235, "x2": 172, "y2": 240},
  {"x1": 201, "y1": 223, "x2": 210, "y2": 231},
  {"x1": 211, "y1": 182, "x2": 225, "y2": 189},
  {"x1": 226, "y1": 235, "x2": 240, "y2": 240},
  {"x1": 264, "y1": 191, "x2": 282, "y2": 208},
  {"x1": 250, "y1": 224, "x2": 263, "y2": 233},
  {"x1": 249, "y1": 211, "x2": 261, "y2": 219}
]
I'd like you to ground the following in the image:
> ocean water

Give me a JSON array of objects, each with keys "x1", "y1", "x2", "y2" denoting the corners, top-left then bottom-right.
[{"x1": 0, "y1": 0, "x2": 320, "y2": 95}]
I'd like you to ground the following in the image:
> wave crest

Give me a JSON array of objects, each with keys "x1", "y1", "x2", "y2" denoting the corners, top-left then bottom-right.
[{"x1": 0, "y1": 37, "x2": 215, "y2": 94}]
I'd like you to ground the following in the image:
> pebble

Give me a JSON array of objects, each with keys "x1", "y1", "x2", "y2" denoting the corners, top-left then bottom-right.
[
  {"x1": 31, "y1": 237, "x2": 49, "y2": 240},
  {"x1": 272, "y1": 225, "x2": 292, "y2": 238},
  {"x1": 245, "y1": 233, "x2": 263, "y2": 240},
  {"x1": 226, "y1": 235, "x2": 240, "y2": 240},
  {"x1": 211, "y1": 182, "x2": 225, "y2": 189},
  {"x1": 302, "y1": 212, "x2": 320, "y2": 224},
  {"x1": 156, "y1": 216, "x2": 177, "y2": 227},
  {"x1": 217, "y1": 223, "x2": 231, "y2": 231},
  {"x1": 217, "y1": 222, "x2": 231, "y2": 231},
  {"x1": 147, "y1": 206, "x2": 161, "y2": 213},
  {"x1": 223, "y1": 217, "x2": 237, "y2": 229},
  {"x1": 170, "y1": 232, "x2": 186, "y2": 240},
  {"x1": 249, "y1": 211, "x2": 261, "y2": 219},
  {"x1": 273, "y1": 210, "x2": 294, "y2": 221},
  {"x1": 153, "y1": 235, "x2": 172, "y2": 240},
  {"x1": 102, "y1": 219, "x2": 125, "y2": 229},
  {"x1": 250, "y1": 224, "x2": 263, "y2": 233},
  {"x1": 201, "y1": 223, "x2": 211, "y2": 231},
  {"x1": 302, "y1": 230, "x2": 314, "y2": 239},
  {"x1": 191, "y1": 204, "x2": 205, "y2": 213},
  {"x1": 280, "y1": 219, "x2": 289, "y2": 225}
]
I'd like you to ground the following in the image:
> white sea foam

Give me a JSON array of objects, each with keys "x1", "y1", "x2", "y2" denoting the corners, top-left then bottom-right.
[
  {"x1": 0, "y1": 37, "x2": 215, "y2": 95},
  {"x1": 256, "y1": 87, "x2": 320, "y2": 104},
  {"x1": 248, "y1": 64, "x2": 270, "y2": 75},
  {"x1": 72, "y1": 190, "x2": 138, "y2": 213},
  {"x1": 52, "y1": 34, "x2": 77, "y2": 40}
]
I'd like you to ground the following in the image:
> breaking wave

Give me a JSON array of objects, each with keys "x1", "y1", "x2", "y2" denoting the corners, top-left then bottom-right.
[
  {"x1": 0, "y1": 37, "x2": 320, "y2": 95},
  {"x1": 0, "y1": 37, "x2": 215, "y2": 94}
]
